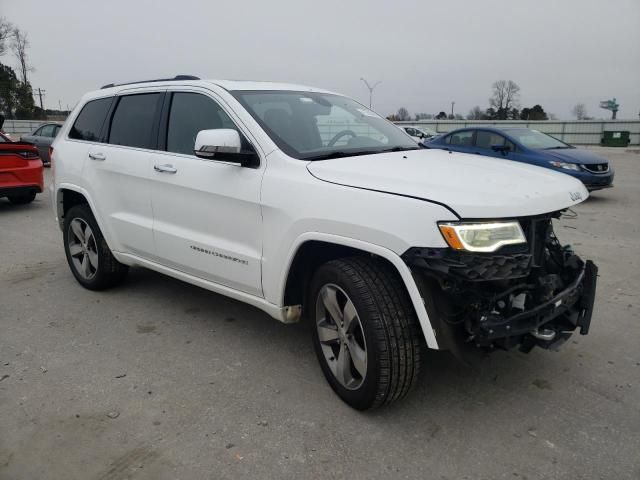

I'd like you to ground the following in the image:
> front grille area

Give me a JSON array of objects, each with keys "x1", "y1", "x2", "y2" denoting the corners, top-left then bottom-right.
[
  {"x1": 403, "y1": 214, "x2": 557, "y2": 282},
  {"x1": 582, "y1": 163, "x2": 609, "y2": 174}
]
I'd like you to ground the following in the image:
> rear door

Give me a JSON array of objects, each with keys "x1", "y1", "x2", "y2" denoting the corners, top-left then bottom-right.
[
  {"x1": 82, "y1": 91, "x2": 163, "y2": 259},
  {"x1": 149, "y1": 89, "x2": 264, "y2": 296}
]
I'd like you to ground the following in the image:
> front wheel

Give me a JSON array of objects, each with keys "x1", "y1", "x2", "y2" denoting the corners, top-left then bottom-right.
[{"x1": 310, "y1": 257, "x2": 423, "y2": 410}]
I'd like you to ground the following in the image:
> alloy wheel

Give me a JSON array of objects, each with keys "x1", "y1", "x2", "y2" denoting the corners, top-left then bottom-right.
[
  {"x1": 315, "y1": 284, "x2": 368, "y2": 390},
  {"x1": 68, "y1": 218, "x2": 99, "y2": 280}
]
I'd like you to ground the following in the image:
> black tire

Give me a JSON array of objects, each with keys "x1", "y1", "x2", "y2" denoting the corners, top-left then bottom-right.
[
  {"x1": 7, "y1": 191, "x2": 36, "y2": 204},
  {"x1": 63, "y1": 204, "x2": 128, "y2": 290},
  {"x1": 309, "y1": 256, "x2": 422, "y2": 410}
]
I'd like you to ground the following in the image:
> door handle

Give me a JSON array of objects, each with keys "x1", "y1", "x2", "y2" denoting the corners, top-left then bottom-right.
[
  {"x1": 88, "y1": 152, "x2": 106, "y2": 161},
  {"x1": 154, "y1": 164, "x2": 177, "y2": 174}
]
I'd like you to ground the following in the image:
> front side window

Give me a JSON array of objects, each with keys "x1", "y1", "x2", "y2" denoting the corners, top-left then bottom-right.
[
  {"x1": 69, "y1": 97, "x2": 113, "y2": 142},
  {"x1": 39, "y1": 125, "x2": 56, "y2": 138},
  {"x1": 166, "y1": 93, "x2": 239, "y2": 155},
  {"x1": 232, "y1": 91, "x2": 417, "y2": 160},
  {"x1": 108, "y1": 93, "x2": 163, "y2": 149},
  {"x1": 475, "y1": 131, "x2": 506, "y2": 149},
  {"x1": 507, "y1": 129, "x2": 569, "y2": 150}
]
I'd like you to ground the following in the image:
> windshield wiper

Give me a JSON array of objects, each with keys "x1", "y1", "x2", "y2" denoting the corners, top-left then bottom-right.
[
  {"x1": 378, "y1": 146, "x2": 420, "y2": 153},
  {"x1": 305, "y1": 146, "x2": 420, "y2": 161},
  {"x1": 305, "y1": 150, "x2": 380, "y2": 161}
]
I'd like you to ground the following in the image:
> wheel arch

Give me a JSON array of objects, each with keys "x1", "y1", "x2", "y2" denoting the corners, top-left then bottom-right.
[
  {"x1": 55, "y1": 185, "x2": 112, "y2": 247},
  {"x1": 279, "y1": 233, "x2": 439, "y2": 349}
]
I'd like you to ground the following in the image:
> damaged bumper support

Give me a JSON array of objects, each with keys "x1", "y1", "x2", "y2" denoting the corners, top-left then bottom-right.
[
  {"x1": 403, "y1": 214, "x2": 598, "y2": 353},
  {"x1": 473, "y1": 259, "x2": 597, "y2": 351}
]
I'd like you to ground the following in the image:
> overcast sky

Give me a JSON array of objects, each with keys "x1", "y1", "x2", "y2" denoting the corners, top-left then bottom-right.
[{"x1": 1, "y1": 0, "x2": 639, "y2": 119}]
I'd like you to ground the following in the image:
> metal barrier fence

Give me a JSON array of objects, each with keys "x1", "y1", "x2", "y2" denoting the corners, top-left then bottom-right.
[
  {"x1": 395, "y1": 120, "x2": 640, "y2": 145},
  {"x1": 4, "y1": 118, "x2": 639, "y2": 145},
  {"x1": 2, "y1": 119, "x2": 47, "y2": 138}
]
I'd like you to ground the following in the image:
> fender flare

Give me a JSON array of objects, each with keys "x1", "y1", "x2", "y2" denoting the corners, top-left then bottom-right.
[
  {"x1": 54, "y1": 183, "x2": 113, "y2": 247},
  {"x1": 279, "y1": 232, "x2": 440, "y2": 349}
]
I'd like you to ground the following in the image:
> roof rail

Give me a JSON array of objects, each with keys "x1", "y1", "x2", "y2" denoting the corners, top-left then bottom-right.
[{"x1": 100, "y1": 75, "x2": 200, "y2": 89}]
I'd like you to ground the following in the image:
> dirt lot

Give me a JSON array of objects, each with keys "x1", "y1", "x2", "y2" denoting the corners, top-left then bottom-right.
[{"x1": 1, "y1": 148, "x2": 639, "y2": 480}]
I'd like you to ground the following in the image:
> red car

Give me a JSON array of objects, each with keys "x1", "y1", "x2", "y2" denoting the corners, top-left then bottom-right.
[{"x1": 0, "y1": 131, "x2": 44, "y2": 205}]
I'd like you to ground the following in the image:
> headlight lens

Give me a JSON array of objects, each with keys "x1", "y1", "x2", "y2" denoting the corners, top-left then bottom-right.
[
  {"x1": 438, "y1": 221, "x2": 526, "y2": 252},
  {"x1": 548, "y1": 161, "x2": 580, "y2": 171}
]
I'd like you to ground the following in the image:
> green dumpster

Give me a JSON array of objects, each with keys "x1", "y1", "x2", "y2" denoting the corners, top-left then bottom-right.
[{"x1": 601, "y1": 130, "x2": 630, "y2": 147}]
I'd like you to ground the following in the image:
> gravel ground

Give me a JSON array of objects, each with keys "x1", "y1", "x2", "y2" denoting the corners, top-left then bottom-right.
[{"x1": 1, "y1": 148, "x2": 639, "y2": 480}]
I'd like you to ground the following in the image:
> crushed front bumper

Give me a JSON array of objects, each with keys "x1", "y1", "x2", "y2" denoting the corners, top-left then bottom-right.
[
  {"x1": 473, "y1": 259, "x2": 597, "y2": 351},
  {"x1": 403, "y1": 214, "x2": 598, "y2": 354}
]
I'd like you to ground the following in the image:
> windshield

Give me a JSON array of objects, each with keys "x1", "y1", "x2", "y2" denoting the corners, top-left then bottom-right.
[
  {"x1": 507, "y1": 129, "x2": 570, "y2": 149},
  {"x1": 232, "y1": 91, "x2": 418, "y2": 160},
  {"x1": 416, "y1": 127, "x2": 437, "y2": 136}
]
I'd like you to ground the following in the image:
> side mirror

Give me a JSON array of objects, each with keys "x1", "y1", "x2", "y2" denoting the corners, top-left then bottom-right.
[
  {"x1": 194, "y1": 129, "x2": 259, "y2": 167},
  {"x1": 491, "y1": 144, "x2": 511, "y2": 154}
]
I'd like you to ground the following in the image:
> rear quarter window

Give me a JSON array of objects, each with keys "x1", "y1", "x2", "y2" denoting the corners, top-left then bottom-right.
[{"x1": 69, "y1": 98, "x2": 113, "y2": 142}]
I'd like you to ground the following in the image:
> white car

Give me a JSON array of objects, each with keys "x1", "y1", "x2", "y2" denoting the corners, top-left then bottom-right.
[
  {"x1": 52, "y1": 76, "x2": 597, "y2": 410},
  {"x1": 400, "y1": 125, "x2": 440, "y2": 144}
]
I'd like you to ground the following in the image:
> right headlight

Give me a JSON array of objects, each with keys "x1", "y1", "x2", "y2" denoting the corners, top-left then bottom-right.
[
  {"x1": 438, "y1": 221, "x2": 526, "y2": 253},
  {"x1": 548, "y1": 161, "x2": 580, "y2": 171}
]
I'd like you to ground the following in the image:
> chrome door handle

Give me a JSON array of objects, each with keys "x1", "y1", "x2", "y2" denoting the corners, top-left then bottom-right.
[
  {"x1": 154, "y1": 164, "x2": 177, "y2": 174},
  {"x1": 88, "y1": 152, "x2": 106, "y2": 161}
]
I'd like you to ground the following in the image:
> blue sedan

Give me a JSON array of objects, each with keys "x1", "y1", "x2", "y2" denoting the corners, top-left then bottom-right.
[{"x1": 426, "y1": 127, "x2": 614, "y2": 191}]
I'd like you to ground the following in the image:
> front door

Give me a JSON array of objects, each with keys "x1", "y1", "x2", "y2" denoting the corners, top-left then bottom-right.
[{"x1": 149, "y1": 91, "x2": 263, "y2": 297}]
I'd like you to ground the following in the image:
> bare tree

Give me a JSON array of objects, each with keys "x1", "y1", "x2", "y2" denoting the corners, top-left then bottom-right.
[
  {"x1": 467, "y1": 106, "x2": 484, "y2": 120},
  {"x1": 396, "y1": 107, "x2": 410, "y2": 121},
  {"x1": 572, "y1": 103, "x2": 588, "y2": 120},
  {"x1": 489, "y1": 80, "x2": 520, "y2": 118},
  {"x1": 11, "y1": 28, "x2": 34, "y2": 84},
  {"x1": 0, "y1": 17, "x2": 13, "y2": 56}
]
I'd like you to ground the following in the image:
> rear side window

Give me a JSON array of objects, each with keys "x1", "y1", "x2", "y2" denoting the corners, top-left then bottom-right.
[
  {"x1": 69, "y1": 98, "x2": 112, "y2": 142},
  {"x1": 108, "y1": 93, "x2": 163, "y2": 149},
  {"x1": 444, "y1": 130, "x2": 474, "y2": 146}
]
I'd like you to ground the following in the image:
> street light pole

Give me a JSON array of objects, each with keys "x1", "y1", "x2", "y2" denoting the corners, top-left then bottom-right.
[
  {"x1": 451, "y1": 101, "x2": 455, "y2": 118},
  {"x1": 360, "y1": 77, "x2": 382, "y2": 109}
]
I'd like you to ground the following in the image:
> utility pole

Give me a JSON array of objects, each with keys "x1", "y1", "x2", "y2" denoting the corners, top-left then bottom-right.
[
  {"x1": 34, "y1": 88, "x2": 46, "y2": 110},
  {"x1": 451, "y1": 101, "x2": 455, "y2": 118},
  {"x1": 58, "y1": 100, "x2": 62, "y2": 111},
  {"x1": 360, "y1": 77, "x2": 382, "y2": 109}
]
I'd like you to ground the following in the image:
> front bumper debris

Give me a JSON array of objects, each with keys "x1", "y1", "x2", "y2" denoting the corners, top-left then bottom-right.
[
  {"x1": 403, "y1": 212, "x2": 598, "y2": 353},
  {"x1": 473, "y1": 260, "x2": 596, "y2": 351}
]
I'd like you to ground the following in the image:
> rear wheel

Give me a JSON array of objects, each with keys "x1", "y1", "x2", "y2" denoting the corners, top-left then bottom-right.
[
  {"x1": 7, "y1": 191, "x2": 36, "y2": 204},
  {"x1": 309, "y1": 257, "x2": 422, "y2": 410},
  {"x1": 63, "y1": 204, "x2": 128, "y2": 290}
]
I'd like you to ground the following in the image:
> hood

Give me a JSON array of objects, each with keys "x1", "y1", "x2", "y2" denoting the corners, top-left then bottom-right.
[
  {"x1": 306, "y1": 149, "x2": 588, "y2": 219},
  {"x1": 544, "y1": 147, "x2": 607, "y2": 165}
]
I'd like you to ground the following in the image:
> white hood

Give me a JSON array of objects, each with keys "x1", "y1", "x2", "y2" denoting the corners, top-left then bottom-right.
[{"x1": 306, "y1": 149, "x2": 588, "y2": 218}]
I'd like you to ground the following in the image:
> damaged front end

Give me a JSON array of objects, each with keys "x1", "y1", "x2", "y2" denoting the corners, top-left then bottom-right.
[{"x1": 403, "y1": 212, "x2": 597, "y2": 354}]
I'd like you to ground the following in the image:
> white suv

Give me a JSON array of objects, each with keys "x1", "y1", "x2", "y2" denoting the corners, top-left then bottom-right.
[{"x1": 52, "y1": 76, "x2": 598, "y2": 409}]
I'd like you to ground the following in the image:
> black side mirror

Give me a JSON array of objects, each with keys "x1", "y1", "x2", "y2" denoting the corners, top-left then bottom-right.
[{"x1": 491, "y1": 144, "x2": 511, "y2": 155}]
